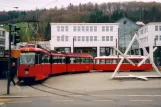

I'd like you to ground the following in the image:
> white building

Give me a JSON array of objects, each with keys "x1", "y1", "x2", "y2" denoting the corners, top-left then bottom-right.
[
  {"x1": 138, "y1": 22, "x2": 161, "y2": 65},
  {"x1": 0, "y1": 28, "x2": 7, "y2": 57},
  {"x1": 50, "y1": 23, "x2": 119, "y2": 57}
]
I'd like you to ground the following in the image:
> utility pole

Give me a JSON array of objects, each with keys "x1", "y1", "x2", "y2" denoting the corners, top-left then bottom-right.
[
  {"x1": 73, "y1": 37, "x2": 75, "y2": 53},
  {"x1": 7, "y1": 24, "x2": 20, "y2": 94},
  {"x1": 7, "y1": 24, "x2": 12, "y2": 94}
]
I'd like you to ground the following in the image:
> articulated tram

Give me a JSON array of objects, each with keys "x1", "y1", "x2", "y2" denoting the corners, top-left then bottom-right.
[
  {"x1": 94, "y1": 55, "x2": 152, "y2": 71},
  {"x1": 18, "y1": 47, "x2": 93, "y2": 82},
  {"x1": 17, "y1": 47, "x2": 152, "y2": 82}
]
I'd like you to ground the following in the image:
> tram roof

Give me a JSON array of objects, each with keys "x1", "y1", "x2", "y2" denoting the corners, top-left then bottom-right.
[
  {"x1": 94, "y1": 55, "x2": 147, "y2": 60},
  {"x1": 20, "y1": 47, "x2": 50, "y2": 54},
  {"x1": 66, "y1": 53, "x2": 93, "y2": 58}
]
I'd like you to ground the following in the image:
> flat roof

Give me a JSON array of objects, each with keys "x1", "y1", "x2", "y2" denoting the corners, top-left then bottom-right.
[{"x1": 50, "y1": 23, "x2": 119, "y2": 25}]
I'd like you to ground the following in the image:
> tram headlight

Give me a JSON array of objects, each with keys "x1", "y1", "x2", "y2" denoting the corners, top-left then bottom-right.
[{"x1": 25, "y1": 71, "x2": 28, "y2": 74}]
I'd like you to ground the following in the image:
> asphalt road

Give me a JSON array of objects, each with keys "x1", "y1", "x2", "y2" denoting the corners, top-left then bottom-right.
[{"x1": 1, "y1": 88, "x2": 161, "y2": 107}]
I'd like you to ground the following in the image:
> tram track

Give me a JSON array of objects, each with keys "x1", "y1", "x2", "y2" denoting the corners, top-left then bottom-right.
[
  {"x1": 40, "y1": 83, "x2": 90, "y2": 96},
  {"x1": 28, "y1": 84, "x2": 92, "y2": 101},
  {"x1": 28, "y1": 83, "x2": 112, "y2": 102}
]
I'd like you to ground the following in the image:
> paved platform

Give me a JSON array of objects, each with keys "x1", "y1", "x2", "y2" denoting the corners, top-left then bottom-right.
[{"x1": 0, "y1": 71, "x2": 161, "y2": 98}]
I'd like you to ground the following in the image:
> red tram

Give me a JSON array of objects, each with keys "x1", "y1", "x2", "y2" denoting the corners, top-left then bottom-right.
[
  {"x1": 18, "y1": 47, "x2": 51, "y2": 82},
  {"x1": 94, "y1": 55, "x2": 152, "y2": 71},
  {"x1": 18, "y1": 47, "x2": 153, "y2": 82},
  {"x1": 18, "y1": 47, "x2": 93, "y2": 82}
]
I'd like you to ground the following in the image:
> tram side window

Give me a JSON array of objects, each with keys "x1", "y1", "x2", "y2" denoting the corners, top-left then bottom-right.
[
  {"x1": 133, "y1": 59, "x2": 139, "y2": 64},
  {"x1": 100, "y1": 59, "x2": 105, "y2": 64},
  {"x1": 83, "y1": 58, "x2": 89, "y2": 63},
  {"x1": 146, "y1": 60, "x2": 150, "y2": 63},
  {"x1": 52, "y1": 57, "x2": 57, "y2": 64},
  {"x1": 35, "y1": 53, "x2": 43, "y2": 64},
  {"x1": 94, "y1": 59, "x2": 99, "y2": 64},
  {"x1": 57, "y1": 57, "x2": 62, "y2": 63},
  {"x1": 82, "y1": 58, "x2": 93, "y2": 63},
  {"x1": 70, "y1": 57, "x2": 75, "y2": 64},
  {"x1": 42, "y1": 55, "x2": 50, "y2": 64},
  {"x1": 62, "y1": 57, "x2": 66, "y2": 64},
  {"x1": 113, "y1": 60, "x2": 118, "y2": 64},
  {"x1": 75, "y1": 58, "x2": 82, "y2": 64},
  {"x1": 123, "y1": 60, "x2": 129, "y2": 64},
  {"x1": 90, "y1": 58, "x2": 93, "y2": 63},
  {"x1": 52, "y1": 56, "x2": 65, "y2": 64},
  {"x1": 105, "y1": 59, "x2": 110, "y2": 64}
]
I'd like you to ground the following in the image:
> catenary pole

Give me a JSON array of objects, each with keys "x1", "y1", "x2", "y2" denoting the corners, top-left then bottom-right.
[{"x1": 7, "y1": 24, "x2": 12, "y2": 94}]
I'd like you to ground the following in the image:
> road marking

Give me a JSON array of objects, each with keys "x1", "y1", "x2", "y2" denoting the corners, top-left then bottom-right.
[
  {"x1": 93, "y1": 100, "x2": 113, "y2": 102},
  {"x1": 70, "y1": 95, "x2": 83, "y2": 96},
  {"x1": 0, "y1": 103, "x2": 4, "y2": 105},
  {"x1": 130, "y1": 100, "x2": 153, "y2": 102},
  {"x1": 0, "y1": 99, "x2": 11, "y2": 102},
  {"x1": 51, "y1": 100, "x2": 73, "y2": 102},
  {"x1": 92, "y1": 95, "x2": 161, "y2": 97},
  {"x1": 7, "y1": 101, "x2": 32, "y2": 104}
]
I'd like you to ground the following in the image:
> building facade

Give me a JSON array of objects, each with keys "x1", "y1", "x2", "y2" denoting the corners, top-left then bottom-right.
[
  {"x1": 0, "y1": 27, "x2": 8, "y2": 78},
  {"x1": 0, "y1": 28, "x2": 6, "y2": 57},
  {"x1": 117, "y1": 17, "x2": 140, "y2": 54},
  {"x1": 138, "y1": 22, "x2": 161, "y2": 66},
  {"x1": 50, "y1": 23, "x2": 119, "y2": 57}
]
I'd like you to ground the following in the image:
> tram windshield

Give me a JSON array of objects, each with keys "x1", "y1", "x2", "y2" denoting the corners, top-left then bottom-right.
[{"x1": 20, "y1": 53, "x2": 35, "y2": 64}]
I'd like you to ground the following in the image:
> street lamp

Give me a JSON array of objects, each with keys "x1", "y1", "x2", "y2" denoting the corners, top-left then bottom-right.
[
  {"x1": 154, "y1": 37, "x2": 157, "y2": 66},
  {"x1": 123, "y1": 20, "x2": 127, "y2": 53},
  {"x1": 73, "y1": 37, "x2": 75, "y2": 53}
]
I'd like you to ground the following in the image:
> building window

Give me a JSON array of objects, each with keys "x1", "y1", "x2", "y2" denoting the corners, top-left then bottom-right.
[
  {"x1": 82, "y1": 36, "x2": 85, "y2": 41},
  {"x1": 61, "y1": 36, "x2": 64, "y2": 41},
  {"x1": 94, "y1": 26, "x2": 97, "y2": 32},
  {"x1": 65, "y1": 36, "x2": 68, "y2": 41},
  {"x1": 100, "y1": 48, "x2": 105, "y2": 56},
  {"x1": 73, "y1": 26, "x2": 76, "y2": 32},
  {"x1": 82, "y1": 26, "x2": 85, "y2": 31},
  {"x1": 65, "y1": 26, "x2": 68, "y2": 32},
  {"x1": 140, "y1": 29, "x2": 143, "y2": 34},
  {"x1": 110, "y1": 26, "x2": 113, "y2": 31},
  {"x1": 106, "y1": 26, "x2": 109, "y2": 31},
  {"x1": 160, "y1": 36, "x2": 161, "y2": 40},
  {"x1": 155, "y1": 26, "x2": 158, "y2": 31},
  {"x1": 78, "y1": 26, "x2": 81, "y2": 32},
  {"x1": 94, "y1": 36, "x2": 97, "y2": 41},
  {"x1": 102, "y1": 26, "x2": 105, "y2": 32},
  {"x1": 57, "y1": 36, "x2": 60, "y2": 41},
  {"x1": 159, "y1": 26, "x2": 161, "y2": 31},
  {"x1": 106, "y1": 36, "x2": 109, "y2": 41},
  {"x1": 90, "y1": 36, "x2": 93, "y2": 41},
  {"x1": 155, "y1": 35, "x2": 158, "y2": 41},
  {"x1": 110, "y1": 36, "x2": 113, "y2": 41},
  {"x1": 100, "y1": 47, "x2": 110, "y2": 56},
  {"x1": 102, "y1": 36, "x2": 105, "y2": 41},
  {"x1": 86, "y1": 26, "x2": 89, "y2": 32},
  {"x1": 57, "y1": 26, "x2": 60, "y2": 32},
  {"x1": 74, "y1": 36, "x2": 76, "y2": 41},
  {"x1": 86, "y1": 36, "x2": 89, "y2": 41},
  {"x1": 78, "y1": 36, "x2": 81, "y2": 41},
  {"x1": 90, "y1": 26, "x2": 93, "y2": 32},
  {"x1": 61, "y1": 26, "x2": 64, "y2": 32}
]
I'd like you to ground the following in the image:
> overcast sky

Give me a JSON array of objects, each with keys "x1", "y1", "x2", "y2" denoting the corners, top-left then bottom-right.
[{"x1": 0, "y1": 0, "x2": 161, "y2": 11}]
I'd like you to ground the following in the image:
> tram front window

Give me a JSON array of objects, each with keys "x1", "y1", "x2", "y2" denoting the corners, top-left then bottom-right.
[{"x1": 20, "y1": 53, "x2": 35, "y2": 64}]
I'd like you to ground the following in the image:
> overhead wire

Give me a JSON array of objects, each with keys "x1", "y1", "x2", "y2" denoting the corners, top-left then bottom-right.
[{"x1": 40, "y1": 0, "x2": 58, "y2": 9}]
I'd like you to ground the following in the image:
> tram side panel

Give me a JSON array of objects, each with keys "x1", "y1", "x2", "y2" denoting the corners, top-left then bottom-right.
[
  {"x1": 18, "y1": 52, "x2": 51, "y2": 82},
  {"x1": 51, "y1": 56, "x2": 67, "y2": 75},
  {"x1": 66, "y1": 57, "x2": 93, "y2": 73},
  {"x1": 94, "y1": 58, "x2": 153, "y2": 71}
]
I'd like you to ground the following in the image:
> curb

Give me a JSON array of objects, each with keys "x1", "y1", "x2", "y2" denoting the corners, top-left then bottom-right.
[{"x1": 0, "y1": 96, "x2": 29, "y2": 98}]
